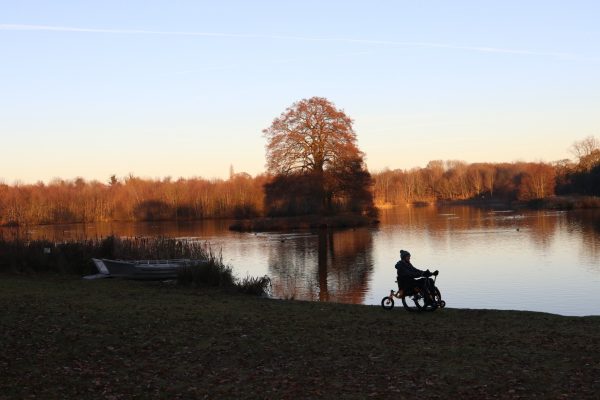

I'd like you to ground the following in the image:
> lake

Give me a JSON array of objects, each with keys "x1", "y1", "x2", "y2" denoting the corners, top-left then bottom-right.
[{"x1": 7, "y1": 206, "x2": 600, "y2": 316}]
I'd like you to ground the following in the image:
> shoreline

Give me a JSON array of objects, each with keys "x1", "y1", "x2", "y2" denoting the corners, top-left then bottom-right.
[{"x1": 380, "y1": 195, "x2": 600, "y2": 211}]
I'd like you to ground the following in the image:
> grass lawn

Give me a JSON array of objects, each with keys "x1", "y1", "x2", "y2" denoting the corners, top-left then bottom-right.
[{"x1": 1, "y1": 275, "x2": 599, "y2": 399}]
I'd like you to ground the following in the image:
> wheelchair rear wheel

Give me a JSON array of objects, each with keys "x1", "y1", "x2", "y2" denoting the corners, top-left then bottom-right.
[{"x1": 402, "y1": 291, "x2": 425, "y2": 312}]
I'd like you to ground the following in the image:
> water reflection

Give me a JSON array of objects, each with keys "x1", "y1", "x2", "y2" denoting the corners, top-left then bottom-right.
[
  {"x1": 2, "y1": 206, "x2": 599, "y2": 315},
  {"x1": 1, "y1": 220, "x2": 232, "y2": 241},
  {"x1": 267, "y1": 229, "x2": 375, "y2": 303},
  {"x1": 373, "y1": 206, "x2": 600, "y2": 316},
  {"x1": 376, "y1": 206, "x2": 588, "y2": 274},
  {"x1": 565, "y1": 210, "x2": 600, "y2": 271}
]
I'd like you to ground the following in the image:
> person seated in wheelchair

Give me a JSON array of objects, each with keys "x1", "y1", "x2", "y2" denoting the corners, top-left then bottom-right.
[{"x1": 395, "y1": 250, "x2": 437, "y2": 302}]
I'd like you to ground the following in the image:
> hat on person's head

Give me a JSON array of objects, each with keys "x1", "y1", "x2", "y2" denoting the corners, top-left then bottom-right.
[{"x1": 400, "y1": 250, "x2": 411, "y2": 259}]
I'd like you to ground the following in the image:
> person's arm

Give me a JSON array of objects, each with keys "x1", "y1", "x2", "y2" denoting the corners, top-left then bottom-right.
[{"x1": 405, "y1": 263, "x2": 426, "y2": 278}]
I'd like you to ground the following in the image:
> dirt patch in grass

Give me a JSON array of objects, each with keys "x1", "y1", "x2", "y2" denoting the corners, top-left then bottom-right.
[{"x1": 1, "y1": 275, "x2": 599, "y2": 399}]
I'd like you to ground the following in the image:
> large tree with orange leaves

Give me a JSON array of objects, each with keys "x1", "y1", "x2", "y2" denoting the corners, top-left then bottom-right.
[
  {"x1": 263, "y1": 97, "x2": 374, "y2": 215},
  {"x1": 264, "y1": 97, "x2": 363, "y2": 175}
]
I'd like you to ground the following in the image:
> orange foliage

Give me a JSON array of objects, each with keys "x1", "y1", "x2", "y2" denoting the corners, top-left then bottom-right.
[
  {"x1": 263, "y1": 97, "x2": 374, "y2": 216},
  {"x1": 0, "y1": 174, "x2": 267, "y2": 226},
  {"x1": 516, "y1": 163, "x2": 557, "y2": 201},
  {"x1": 0, "y1": 161, "x2": 568, "y2": 226},
  {"x1": 372, "y1": 161, "x2": 559, "y2": 204},
  {"x1": 264, "y1": 97, "x2": 363, "y2": 175}
]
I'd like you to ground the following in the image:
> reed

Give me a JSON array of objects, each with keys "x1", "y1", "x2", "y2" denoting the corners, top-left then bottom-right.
[
  {"x1": 0, "y1": 235, "x2": 210, "y2": 275},
  {"x1": 176, "y1": 249, "x2": 272, "y2": 296},
  {"x1": 236, "y1": 274, "x2": 272, "y2": 296},
  {"x1": 0, "y1": 235, "x2": 272, "y2": 297},
  {"x1": 176, "y1": 249, "x2": 235, "y2": 288}
]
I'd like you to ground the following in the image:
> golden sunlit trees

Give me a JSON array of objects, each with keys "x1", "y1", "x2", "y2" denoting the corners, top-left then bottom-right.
[
  {"x1": 517, "y1": 163, "x2": 557, "y2": 200},
  {"x1": 263, "y1": 97, "x2": 374, "y2": 215},
  {"x1": 370, "y1": 161, "x2": 563, "y2": 204},
  {"x1": 0, "y1": 175, "x2": 267, "y2": 226},
  {"x1": 264, "y1": 97, "x2": 361, "y2": 175}
]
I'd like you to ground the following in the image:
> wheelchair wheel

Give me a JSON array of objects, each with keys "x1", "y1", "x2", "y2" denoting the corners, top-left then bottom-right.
[
  {"x1": 422, "y1": 287, "x2": 441, "y2": 312},
  {"x1": 402, "y1": 292, "x2": 425, "y2": 312},
  {"x1": 381, "y1": 296, "x2": 394, "y2": 310}
]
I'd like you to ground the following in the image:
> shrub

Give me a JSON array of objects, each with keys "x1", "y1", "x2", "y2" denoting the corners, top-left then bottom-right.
[
  {"x1": 236, "y1": 275, "x2": 272, "y2": 297},
  {"x1": 177, "y1": 250, "x2": 235, "y2": 288}
]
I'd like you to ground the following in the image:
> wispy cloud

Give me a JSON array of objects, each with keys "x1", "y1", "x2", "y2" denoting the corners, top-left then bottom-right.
[
  {"x1": 0, "y1": 23, "x2": 579, "y2": 60},
  {"x1": 0, "y1": 23, "x2": 274, "y2": 38}
]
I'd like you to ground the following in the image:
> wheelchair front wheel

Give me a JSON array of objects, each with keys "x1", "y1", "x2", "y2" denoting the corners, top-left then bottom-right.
[
  {"x1": 421, "y1": 287, "x2": 442, "y2": 312},
  {"x1": 381, "y1": 296, "x2": 394, "y2": 310}
]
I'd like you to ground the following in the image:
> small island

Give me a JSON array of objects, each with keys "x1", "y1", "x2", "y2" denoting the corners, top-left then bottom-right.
[{"x1": 231, "y1": 97, "x2": 379, "y2": 232}]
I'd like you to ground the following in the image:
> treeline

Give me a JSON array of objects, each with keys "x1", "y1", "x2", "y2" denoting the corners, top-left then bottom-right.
[
  {"x1": 0, "y1": 174, "x2": 266, "y2": 226},
  {"x1": 555, "y1": 154, "x2": 600, "y2": 196},
  {"x1": 372, "y1": 160, "x2": 557, "y2": 205},
  {"x1": 372, "y1": 136, "x2": 600, "y2": 204},
  {"x1": 555, "y1": 136, "x2": 600, "y2": 196},
  {"x1": 2, "y1": 152, "x2": 599, "y2": 226}
]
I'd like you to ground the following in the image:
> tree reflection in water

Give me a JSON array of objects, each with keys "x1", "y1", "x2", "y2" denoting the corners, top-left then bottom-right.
[
  {"x1": 267, "y1": 228, "x2": 375, "y2": 303},
  {"x1": 565, "y1": 209, "x2": 600, "y2": 271}
]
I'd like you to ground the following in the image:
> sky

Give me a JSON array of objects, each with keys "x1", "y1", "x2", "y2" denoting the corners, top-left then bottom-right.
[{"x1": 1, "y1": 1, "x2": 600, "y2": 184}]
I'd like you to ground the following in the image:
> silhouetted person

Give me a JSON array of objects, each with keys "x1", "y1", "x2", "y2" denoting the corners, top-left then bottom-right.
[{"x1": 395, "y1": 250, "x2": 436, "y2": 303}]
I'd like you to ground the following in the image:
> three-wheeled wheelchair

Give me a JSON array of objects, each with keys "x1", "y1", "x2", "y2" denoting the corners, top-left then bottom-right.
[{"x1": 381, "y1": 270, "x2": 446, "y2": 312}]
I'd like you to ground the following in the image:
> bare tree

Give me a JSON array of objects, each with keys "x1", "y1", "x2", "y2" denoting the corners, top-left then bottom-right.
[{"x1": 570, "y1": 136, "x2": 600, "y2": 160}]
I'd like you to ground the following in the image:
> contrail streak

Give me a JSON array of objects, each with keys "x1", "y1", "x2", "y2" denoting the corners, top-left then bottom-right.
[{"x1": 0, "y1": 23, "x2": 578, "y2": 59}]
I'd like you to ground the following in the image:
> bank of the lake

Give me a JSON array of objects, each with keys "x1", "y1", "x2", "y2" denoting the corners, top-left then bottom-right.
[
  {"x1": 1, "y1": 276, "x2": 598, "y2": 399},
  {"x1": 436, "y1": 195, "x2": 600, "y2": 210}
]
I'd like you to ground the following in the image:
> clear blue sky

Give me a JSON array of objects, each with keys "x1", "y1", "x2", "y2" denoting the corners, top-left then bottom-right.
[{"x1": 1, "y1": 1, "x2": 599, "y2": 183}]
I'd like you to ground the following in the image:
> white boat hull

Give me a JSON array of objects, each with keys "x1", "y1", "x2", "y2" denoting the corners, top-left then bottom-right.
[{"x1": 90, "y1": 258, "x2": 205, "y2": 280}]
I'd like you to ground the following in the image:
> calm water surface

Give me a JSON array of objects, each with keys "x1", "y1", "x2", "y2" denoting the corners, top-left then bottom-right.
[{"x1": 8, "y1": 206, "x2": 600, "y2": 316}]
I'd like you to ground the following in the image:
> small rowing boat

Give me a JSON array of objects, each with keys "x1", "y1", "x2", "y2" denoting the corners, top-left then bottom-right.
[{"x1": 87, "y1": 258, "x2": 206, "y2": 280}]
